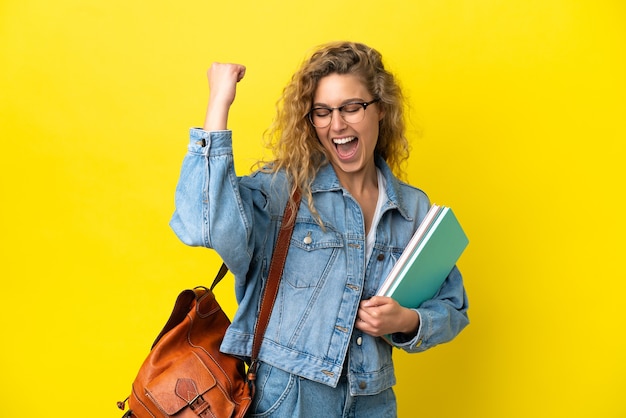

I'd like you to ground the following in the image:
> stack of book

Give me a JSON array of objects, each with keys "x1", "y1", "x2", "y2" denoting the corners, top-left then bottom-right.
[{"x1": 376, "y1": 204, "x2": 469, "y2": 309}]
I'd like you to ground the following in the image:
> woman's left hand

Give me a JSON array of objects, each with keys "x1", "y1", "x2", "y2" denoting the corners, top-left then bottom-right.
[{"x1": 355, "y1": 296, "x2": 420, "y2": 338}]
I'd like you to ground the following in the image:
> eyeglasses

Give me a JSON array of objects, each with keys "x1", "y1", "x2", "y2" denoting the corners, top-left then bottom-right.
[{"x1": 307, "y1": 98, "x2": 380, "y2": 128}]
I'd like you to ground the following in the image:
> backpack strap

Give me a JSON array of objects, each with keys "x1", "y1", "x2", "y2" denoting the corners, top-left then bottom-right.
[{"x1": 249, "y1": 188, "x2": 301, "y2": 373}]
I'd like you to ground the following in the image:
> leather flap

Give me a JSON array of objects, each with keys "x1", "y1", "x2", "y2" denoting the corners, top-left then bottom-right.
[{"x1": 145, "y1": 351, "x2": 217, "y2": 415}]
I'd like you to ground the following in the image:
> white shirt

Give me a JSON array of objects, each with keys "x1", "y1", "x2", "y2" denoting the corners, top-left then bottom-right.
[{"x1": 366, "y1": 168, "x2": 387, "y2": 262}]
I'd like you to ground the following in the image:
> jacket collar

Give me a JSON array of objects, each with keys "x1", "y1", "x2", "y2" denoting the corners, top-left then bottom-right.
[{"x1": 310, "y1": 155, "x2": 414, "y2": 222}]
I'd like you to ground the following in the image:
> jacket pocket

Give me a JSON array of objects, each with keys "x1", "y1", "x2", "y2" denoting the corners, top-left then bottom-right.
[{"x1": 281, "y1": 222, "x2": 343, "y2": 289}]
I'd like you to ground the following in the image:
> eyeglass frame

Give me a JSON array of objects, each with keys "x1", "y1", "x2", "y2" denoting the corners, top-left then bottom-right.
[{"x1": 306, "y1": 98, "x2": 381, "y2": 128}]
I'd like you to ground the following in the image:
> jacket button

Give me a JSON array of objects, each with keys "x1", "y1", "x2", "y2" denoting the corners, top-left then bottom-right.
[
  {"x1": 356, "y1": 336, "x2": 363, "y2": 346},
  {"x1": 359, "y1": 381, "x2": 367, "y2": 390},
  {"x1": 377, "y1": 253, "x2": 384, "y2": 261}
]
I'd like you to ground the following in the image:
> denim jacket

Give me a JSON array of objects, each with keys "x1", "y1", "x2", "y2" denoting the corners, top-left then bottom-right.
[{"x1": 170, "y1": 129, "x2": 469, "y2": 396}]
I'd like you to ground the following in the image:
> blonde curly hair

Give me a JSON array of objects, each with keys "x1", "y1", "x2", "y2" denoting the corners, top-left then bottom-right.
[{"x1": 261, "y1": 41, "x2": 410, "y2": 223}]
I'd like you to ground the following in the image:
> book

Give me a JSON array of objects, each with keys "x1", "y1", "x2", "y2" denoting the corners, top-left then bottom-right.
[{"x1": 376, "y1": 204, "x2": 469, "y2": 309}]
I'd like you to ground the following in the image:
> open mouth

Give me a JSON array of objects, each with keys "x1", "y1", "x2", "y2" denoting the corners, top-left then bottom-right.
[{"x1": 333, "y1": 136, "x2": 359, "y2": 159}]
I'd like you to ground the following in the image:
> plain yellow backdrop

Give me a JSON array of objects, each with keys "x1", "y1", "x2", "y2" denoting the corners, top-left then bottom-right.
[{"x1": 1, "y1": 1, "x2": 624, "y2": 417}]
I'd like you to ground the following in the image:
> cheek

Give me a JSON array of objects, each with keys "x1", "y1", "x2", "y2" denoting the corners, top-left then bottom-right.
[
  {"x1": 364, "y1": 121, "x2": 380, "y2": 141},
  {"x1": 314, "y1": 127, "x2": 329, "y2": 143}
]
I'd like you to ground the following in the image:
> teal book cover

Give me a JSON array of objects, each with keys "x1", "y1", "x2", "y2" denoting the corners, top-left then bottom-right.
[{"x1": 378, "y1": 206, "x2": 469, "y2": 309}]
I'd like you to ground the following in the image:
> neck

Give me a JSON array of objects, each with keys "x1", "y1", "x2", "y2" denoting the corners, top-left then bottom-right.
[{"x1": 335, "y1": 164, "x2": 379, "y2": 198}]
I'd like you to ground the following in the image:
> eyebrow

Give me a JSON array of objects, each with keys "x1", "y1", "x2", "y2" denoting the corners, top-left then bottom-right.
[{"x1": 311, "y1": 98, "x2": 369, "y2": 108}]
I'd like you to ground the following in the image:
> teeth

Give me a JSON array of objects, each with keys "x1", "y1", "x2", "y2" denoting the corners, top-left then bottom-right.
[{"x1": 333, "y1": 136, "x2": 356, "y2": 145}]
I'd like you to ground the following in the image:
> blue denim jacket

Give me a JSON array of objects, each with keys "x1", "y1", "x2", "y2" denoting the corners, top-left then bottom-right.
[{"x1": 170, "y1": 129, "x2": 469, "y2": 396}]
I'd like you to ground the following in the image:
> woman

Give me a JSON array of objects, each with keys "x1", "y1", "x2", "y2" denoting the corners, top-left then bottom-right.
[{"x1": 170, "y1": 41, "x2": 469, "y2": 417}]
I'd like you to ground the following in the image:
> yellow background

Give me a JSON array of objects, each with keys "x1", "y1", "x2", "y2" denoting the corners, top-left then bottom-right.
[{"x1": 1, "y1": 1, "x2": 624, "y2": 417}]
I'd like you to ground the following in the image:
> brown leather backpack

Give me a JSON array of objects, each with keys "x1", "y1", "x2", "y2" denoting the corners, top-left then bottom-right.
[{"x1": 122, "y1": 274, "x2": 251, "y2": 417}]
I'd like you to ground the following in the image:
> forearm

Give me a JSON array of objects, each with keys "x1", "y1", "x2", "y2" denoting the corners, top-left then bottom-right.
[
  {"x1": 170, "y1": 130, "x2": 247, "y2": 248},
  {"x1": 203, "y1": 96, "x2": 230, "y2": 131},
  {"x1": 171, "y1": 62, "x2": 250, "y2": 244},
  {"x1": 169, "y1": 129, "x2": 258, "y2": 283}
]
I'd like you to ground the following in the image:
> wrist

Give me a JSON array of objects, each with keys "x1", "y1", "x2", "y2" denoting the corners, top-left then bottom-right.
[{"x1": 400, "y1": 309, "x2": 420, "y2": 336}]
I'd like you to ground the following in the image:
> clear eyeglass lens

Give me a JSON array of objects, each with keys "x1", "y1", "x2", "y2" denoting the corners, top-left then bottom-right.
[{"x1": 310, "y1": 103, "x2": 365, "y2": 128}]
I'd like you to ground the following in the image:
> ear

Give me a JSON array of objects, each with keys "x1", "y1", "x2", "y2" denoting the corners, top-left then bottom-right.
[
  {"x1": 376, "y1": 102, "x2": 385, "y2": 122},
  {"x1": 377, "y1": 106, "x2": 385, "y2": 122}
]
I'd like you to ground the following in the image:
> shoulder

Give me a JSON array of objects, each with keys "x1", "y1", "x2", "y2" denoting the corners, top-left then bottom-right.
[
  {"x1": 239, "y1": 168, "x2": 291, "y2": 215},
  {"x1": 376, "y1": 157, "x2": 430, "y2": 217},
  {"x1": 391, "y1": 178, "x2": 431, "y2": 220},
  {"x1": 395, "y1": 178, "x2": 429, "y2": 202}
]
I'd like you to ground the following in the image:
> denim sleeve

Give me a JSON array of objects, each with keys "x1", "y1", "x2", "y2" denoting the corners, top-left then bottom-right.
[
  {"x1": 390, "y1": 265, "x2": 469, "y2": 352},
  {"x1": 169, "y1": 129, "x2": 253, "y2": 279}
]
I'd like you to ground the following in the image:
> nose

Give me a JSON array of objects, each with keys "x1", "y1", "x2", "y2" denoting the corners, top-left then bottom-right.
[{"x1": 329, "y1": 109, "x2": 347, "y2": 131}]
